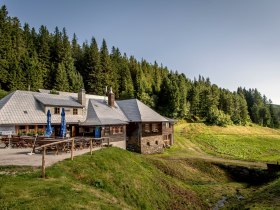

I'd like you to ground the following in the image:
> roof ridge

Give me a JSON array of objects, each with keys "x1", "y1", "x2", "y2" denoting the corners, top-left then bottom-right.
[
  {"x1": 135, "y1": 99, "x2": 143, "y2": 121},
  {"x1": 89, "y1": 99, "x2": 102, "y2": 124}
]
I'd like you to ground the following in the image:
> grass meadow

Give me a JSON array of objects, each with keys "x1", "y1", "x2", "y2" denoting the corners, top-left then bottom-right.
[
  {"x1": 165, "y1": 122, "x2": 280, "y2": 163},
  {"x1": 1, "y1": 123, "x2": 280, "y2": 209}
]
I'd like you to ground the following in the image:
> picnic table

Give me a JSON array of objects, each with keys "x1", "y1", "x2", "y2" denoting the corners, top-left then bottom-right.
[
  {"x1": 0, "y1": 135, "x2": 35, "y2": 148},
  {"x1": 35, "y1": 138, "x2": 72, "y2": 154}
]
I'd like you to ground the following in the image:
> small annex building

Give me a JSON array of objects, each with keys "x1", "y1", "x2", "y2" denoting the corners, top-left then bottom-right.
[{"x1": 0, "y1": 89, "x2": 174, "y2": 154}]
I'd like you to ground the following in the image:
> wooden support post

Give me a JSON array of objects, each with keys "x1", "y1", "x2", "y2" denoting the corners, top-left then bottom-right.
[
  {"x1": 90, "y1": 139, "x2": 93, "y2": 155},
  {"x1": 71, "y1": 138, "x2": 74, "y2": 160},
  {"x1": 55, "y1": 145, "x2": 59, "y2": 155},
  {"x1": 42, "y1": 147, "x2": 46, "y2": 178},
  {"x1": 107, "y1": 138, "x2": 110, "y2": 147}
]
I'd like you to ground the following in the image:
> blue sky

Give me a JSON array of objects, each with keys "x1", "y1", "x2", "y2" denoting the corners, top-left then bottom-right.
[{"x1": 2, "y1": 0, "x2": 280, "y2": 104}]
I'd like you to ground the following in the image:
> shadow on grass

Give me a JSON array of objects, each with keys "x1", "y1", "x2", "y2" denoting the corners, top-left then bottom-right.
[{"x1": 215, "y1": 163, "x2": 280, "y2": 186}]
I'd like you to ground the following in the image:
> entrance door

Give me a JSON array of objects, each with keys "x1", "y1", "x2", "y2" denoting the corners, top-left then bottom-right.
[{"x1": 95, "y1": 127, "x2": 101, "y2": 138}]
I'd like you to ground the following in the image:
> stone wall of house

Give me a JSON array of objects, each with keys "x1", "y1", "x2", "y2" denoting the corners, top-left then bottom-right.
[
  {"x1": 140, "y1": 135, "x2": 164, "y2": 154},
  {"x1": 126, "y1": 122, "x2": 141, "y2": 153},
  {"x1": 162, "y1": 123, "x2": 174, "y2": 146},
  {"x1": 127, "y1": 136, "x2": 141, "y2": 153},
  {"x1": 111, "y1": 140, "x2": 126, "y2": 149}
]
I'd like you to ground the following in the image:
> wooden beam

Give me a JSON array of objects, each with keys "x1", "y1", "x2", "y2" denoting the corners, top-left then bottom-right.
[
  {"x1": 90, "y1": 138, "x2": 93, "y2": 155},
  {"x1": 71, "y1": 138, "x2": 74, "y2": 160},
  {"x1": 42, "y1": 147, "x2": 46, "y2": 178}
]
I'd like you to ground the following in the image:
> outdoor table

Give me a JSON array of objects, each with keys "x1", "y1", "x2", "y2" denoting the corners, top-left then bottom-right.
[{"x1": 35, "y1": 139, "x2": 71, "y2": 154}]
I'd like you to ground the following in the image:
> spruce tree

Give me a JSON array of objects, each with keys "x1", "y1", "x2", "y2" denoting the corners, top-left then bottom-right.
[
  {"x1": 87, "y1": 37, "x2": 103, "y2": 94},
  {"x1": 0, "y1": 5, "x2": 10, "y2": 89},
  {"x1": 54, "y1": 62, "x2": 69, "y2": 91},
  {"x1": 100, "y1": 39, "x2": 115, "y2": 91},
  {"x1": 37, "y1": 25, "x2": 51, "y2": 89},
  {"x1": 62, "y1": 28, "x2": 83, "y2": 92}
]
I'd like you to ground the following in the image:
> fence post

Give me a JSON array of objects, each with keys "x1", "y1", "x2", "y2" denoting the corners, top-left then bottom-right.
[
  {"x1": 71, "y1": 138, "x2": 74, "y2": 160},
  {"x1": 90, "y1": 139, "x2": 93, "y2": 155},
  {"x1": 42, "y1": 147, "x2": 46, "y2": 178}
]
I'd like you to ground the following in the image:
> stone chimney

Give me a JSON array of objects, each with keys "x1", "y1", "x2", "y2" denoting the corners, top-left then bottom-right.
[
  {"x1": 78, "y1": 89, "x2": 86, "y2": 106},
  {"x1": 108, "y1": 87, "x2": 115, "y2": 107}
]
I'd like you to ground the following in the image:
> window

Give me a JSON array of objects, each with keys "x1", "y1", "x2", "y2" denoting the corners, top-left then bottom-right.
[
  {"x1": 155, "y1": 141, "x2": 158, "y2": 145},
  {"x1": 54, "y1": 107, "x2": 60, "y2": 114},
  {"x1": 152, "y1": 124, "x2": 159, "y2": 132},
  {"x1": 73, "y1": 108, "x2": 78, "y2": 115},
  {"x1": 113, "y1": 126, "x2": 123, "y2": 134},
  {"x1": 105, "y1": 127, "x2": 110, "y2": 136},
  {"x1": 37, "y1": 125, "x2": 44, "y2": 132},
  {"x1": 19, "y1": 125, "x2": 26, "y2": 134},
  {"x1": 112, "y1": 127, "x2": 116, "y2": 134},
  {"x1": 163, "y1": 135, "x2": 168, "y2": 140},
  {"x1": 28, "y1": 125, "x2": 35, "y2": 133},
  {"x1": 29, "y1": 125, "x2": 35, "y2": 129},
  {"x1": 144, "y1": 124, "x2": 150, "y2": 133},
  {"x1": 147, "y1": 142, "x2": 150, "y2": 146},
  {"x1": 165, "y1": 122, "x2": 169, "y2": 128}
]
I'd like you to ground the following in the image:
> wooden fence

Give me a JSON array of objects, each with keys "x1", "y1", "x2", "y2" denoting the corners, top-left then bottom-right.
[{"x1": 36, "y1": 137, "x2": 110, "y2": 178}]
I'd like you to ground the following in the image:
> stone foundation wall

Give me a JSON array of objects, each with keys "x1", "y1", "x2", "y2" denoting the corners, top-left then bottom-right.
[
  {"x1": 111, "y1": 140, "x2": 126, "y2": 149},
  {"x1": 141, "y1": 135, "x2": 164, "y2": 154},
  {"x1": 127, "y1": 136, "x2": 141, "y2": 153}
]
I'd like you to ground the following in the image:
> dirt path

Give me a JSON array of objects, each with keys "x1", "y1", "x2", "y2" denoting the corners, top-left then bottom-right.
[
  {"x1": 0, "y1": 147, "x2": 101, "y2": 167},
  {"x1": 166, "y1": 154, "x2": 267, "y2": 168}
]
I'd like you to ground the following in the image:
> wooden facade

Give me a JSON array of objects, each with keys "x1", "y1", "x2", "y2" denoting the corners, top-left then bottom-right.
[
  {"x1": 11, "y1": 122, "x2": 173, "y2": 154},
  {"x1": 16, "y1": 125, "x2": 46, "y2": 135},
  {"x1": 126, "y1": 122, "x2": 174, "y2": 154}
]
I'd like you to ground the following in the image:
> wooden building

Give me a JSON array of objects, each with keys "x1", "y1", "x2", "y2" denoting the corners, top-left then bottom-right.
[{"x1": 0, "y1": 88, "x2": 174, "y2": 153}]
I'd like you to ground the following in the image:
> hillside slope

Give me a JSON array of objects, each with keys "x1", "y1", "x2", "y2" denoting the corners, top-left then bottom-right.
[
  {"x1": 162, "y1": 122, "x2": 280, "y2": 209},
  {"x1": 0, "y1": 147, "x2": 245, "y2": 210},
  {"x1": 164, "y1": 122, "x2": 280, "y2": 163},
  {"x1": 1, "y1": 123, "x2": 280, "y2": 209}
]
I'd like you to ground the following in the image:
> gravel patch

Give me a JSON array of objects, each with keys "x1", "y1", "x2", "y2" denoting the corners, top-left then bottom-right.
[{"x1": 0, "y1": 148, "x2": 101, "y2": 167}]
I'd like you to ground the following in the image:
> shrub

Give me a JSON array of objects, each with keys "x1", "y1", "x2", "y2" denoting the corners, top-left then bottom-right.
[{"x1": 207, "y1": 107, "x2": 232, "y2": 127}]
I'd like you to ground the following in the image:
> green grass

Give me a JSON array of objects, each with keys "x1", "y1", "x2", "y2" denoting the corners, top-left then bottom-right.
[
  {"x1": 0, "y1": 147, "x2": 244, "y2": 210},
  {"x1": 162, "y1": 122, "x2": 280, "y2": 209},
  {"x1": 194, "y1": 134, "x2": 280, "y2": 161},
  {"x1": 2, "y1": 123, "x2": 280, "y2": 209},
  {"x1": 165, "y1": 122, "x2": 280, "y2": 162},
  {"x1": 227, "y1": 174, "x2": 280, "y2": 209}
]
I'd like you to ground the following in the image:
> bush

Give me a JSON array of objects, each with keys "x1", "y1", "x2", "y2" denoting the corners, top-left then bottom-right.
[
  {"x1": 0, "y1": 89, "x2": 8, "y2": 99},
  {"x1": 207, "y1": 107, "x2": 232, "y2": 127}
]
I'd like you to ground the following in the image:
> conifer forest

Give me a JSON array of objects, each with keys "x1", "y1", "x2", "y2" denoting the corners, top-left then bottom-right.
[{"x1": 0, "y1": 5, "x2": 279, "y2": 127}]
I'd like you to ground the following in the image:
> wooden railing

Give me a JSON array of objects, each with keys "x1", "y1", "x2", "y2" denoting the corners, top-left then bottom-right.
[
  {"x1": 36, "y1": 137, "x2": 110, "y2": 178},
  {"x1": 36, "y1": 138, "x2": 73, "y2": 178}
]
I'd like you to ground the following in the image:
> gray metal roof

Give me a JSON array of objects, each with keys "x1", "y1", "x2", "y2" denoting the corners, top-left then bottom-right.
[
  {"x1": 117, "y1": 99, "x2": 168, "y2": 122},
  {"x1": 164, "y1": 116, "x2": 176, "y2": 124},
  {"x1": 0, "y1": 90, "x2": 168, "y2": 126},
  {"x1": 0, "y1": 91, "x2": 85, "y2": 125},
  {"x1": 81, "y1": 99, "x2": 128, "y2": 126},
  {"x1": 38, "y1": 89, "x2": 105, "y2": 100},
  {"x1": 35, "y1": 95, "x2": 84, "y2": 108}
]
